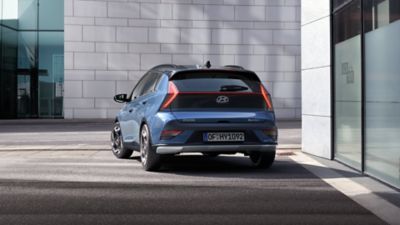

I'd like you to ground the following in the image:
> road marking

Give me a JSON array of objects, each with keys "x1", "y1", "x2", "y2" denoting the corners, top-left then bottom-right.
[{"x1": 290, "y1": 152, "x2": 400, "y2": 225}]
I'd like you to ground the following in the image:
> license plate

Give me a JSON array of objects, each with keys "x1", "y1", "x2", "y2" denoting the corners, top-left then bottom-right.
[{"x1": 204, "y1": 132, "x2": 245, "y2": 142}]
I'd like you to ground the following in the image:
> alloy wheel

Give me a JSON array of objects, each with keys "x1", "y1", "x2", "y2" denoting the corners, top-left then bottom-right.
[
  {"x1": 140, "y1": 126, "x2": 149, "y2": 166},
  {"x1": 111, "y1": 125, "x2": 122, "y2": 155}
]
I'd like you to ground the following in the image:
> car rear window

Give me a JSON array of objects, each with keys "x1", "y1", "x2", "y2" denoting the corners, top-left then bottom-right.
[{"x1": 171, "y1": 72, "x2": 261, "y2": 93}]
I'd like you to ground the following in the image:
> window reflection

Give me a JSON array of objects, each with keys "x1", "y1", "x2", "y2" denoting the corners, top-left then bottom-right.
[{"x1": 0, "y1": 0, "x2": 64, "y2": 118}]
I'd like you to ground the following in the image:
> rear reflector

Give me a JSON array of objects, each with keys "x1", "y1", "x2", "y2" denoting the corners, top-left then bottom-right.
[
  {"x1": 260, "y1": 84, "x2": 273, "y2": 111},
  {"x1": 263, "y1": 128, "x2": 278, "y2": 140},
  {"x1": 160, "y1": 130, "x2": 183, "y2": 140},
  {"x1": 161, "y1": 81, "x2": 179, "y2": 110}
]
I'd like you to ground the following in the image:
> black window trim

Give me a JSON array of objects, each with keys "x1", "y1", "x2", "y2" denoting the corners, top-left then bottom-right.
[
  {"x1": 128, "y1": 72, "x2": 149, "y2": 101},
  {"x1": 128, "y1": 71, "x2": 163, "y2": 101}
]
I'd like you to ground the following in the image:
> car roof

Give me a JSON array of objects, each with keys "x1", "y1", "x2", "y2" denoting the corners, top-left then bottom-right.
[{"x1": 149, "y1": 64, "x2": 260, "y2": 81}]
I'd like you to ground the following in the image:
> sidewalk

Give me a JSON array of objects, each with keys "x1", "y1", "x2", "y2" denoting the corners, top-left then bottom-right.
[{"x1": 0, "y1": 119, "x2": 301, "y2": 151}]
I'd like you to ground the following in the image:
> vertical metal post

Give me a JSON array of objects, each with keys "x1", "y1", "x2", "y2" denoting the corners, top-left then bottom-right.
[
  {"x1": 32, "y1": 0, "x2": 40, "y2": 118},
  {"x1": 360, "y1": 0, "x2": 366, "y2": 172},
  {"x1": 330, "y1": 0, "x2": 335, "y2": 161}
]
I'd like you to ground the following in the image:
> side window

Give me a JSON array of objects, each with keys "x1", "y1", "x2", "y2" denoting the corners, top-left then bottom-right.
[
  {"x1": 140, "y1": 72, "x2": 160, "y2": 96},
  {"x1": 129, "y1": 73, "x2": 148, "y2": 100}
]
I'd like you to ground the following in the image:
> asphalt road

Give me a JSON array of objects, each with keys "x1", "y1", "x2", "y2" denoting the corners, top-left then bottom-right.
[{"x1": 0, "y1": 150, "x2": 386, "y2": 225}]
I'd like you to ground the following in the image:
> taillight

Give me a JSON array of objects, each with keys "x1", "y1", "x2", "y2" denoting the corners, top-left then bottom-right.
[
  {"x1": 263, "y1": 127, "x2": 278, "y2": 140},
  {"x1": 160, "y1": 130, "x2": 183, "y2": 140},
  {"x1": 260, "y1": 84, "x2": 273, "y2": 111},
  {"x1": 161, "y1": 81, "x2": 179, "y2": 110}
]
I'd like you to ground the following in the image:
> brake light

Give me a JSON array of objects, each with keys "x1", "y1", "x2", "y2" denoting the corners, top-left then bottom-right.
[
  {"x1": 260, "y1": 84, "x2": 273, "y2": 111},
  {"x1": 160, "y1": 130, "x2": 183, "y2": 140},
  {"x1": 161, "y1": 81, "x2": 179, "y2": 110}
]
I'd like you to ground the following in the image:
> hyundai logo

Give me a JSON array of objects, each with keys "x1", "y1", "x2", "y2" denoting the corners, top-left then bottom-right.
[{"x1": 216, "y1": 96, "x2": 229, "y2": 104}]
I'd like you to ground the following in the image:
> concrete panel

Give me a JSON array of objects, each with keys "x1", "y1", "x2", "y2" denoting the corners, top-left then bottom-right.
[
  {"x1": 108, "y1": 54, "x2": 140, "y2": 70},
  {"x1": 117, "y1": 27, "x2": 148, "y2": 43},
  {"x1": 64, "y1": 98, "x2": 94, "y2": 109},
  {"x1": 235, "y1": 6, "x2": 266, "y2": 21},
  {"x1": 181, "y1": 29, "x2": 212, "y2": 44},
  {"x1": 301, "y1": 0, "x2": 330, "y2": 25},
  {"x1": 301, "y1": 16, "x2": 331, "y2": 69},
  {"x1": 267, "y1": 6, "x2": 297, "y2": 21},
  {"x1": 302, "y1": 115, "x2": 331, "y2": 159},
  {"x1": 65, "y1": 25, "x2": 82, "y2": 41},
  {"x1": 173, "y1": 4, "x2": 204, "y2": 20},
  {"x1": 141, "y1": 3, "x2": 172, "y2": 19},
  {"x1": 204, "y1": 5, "x2": 234, "y2": 20},
  {"x1": 108, "y1": 2, "x2": 139, "y2": 19},
  {"x1": 272, "y1": 81, "x2": 301, "y2": 99},
  {"x1": 212, "y1": 29, "x2": 242, "y2": 44},
  {"x1": 83, "y1": 26, "x2": 115, "y2": 42},
  {"x1": 64, "y1": 81, "x2": 82, "y2": 98},
  {"x1": 74, "y1": 1, "x2": 107, "y2": 17},
  {"x1": 74, "y1": 53, "x2": 107, "y2": 70},
  {"x1": 149, "y1": 28, "x2": 180, "y2": 43},
  {"x1": 140, "y1": 54, "x2": 172, "y2": 70},
  {"x1": 243, "y1": 30, "x2": 273, "y2": 45},
  {"x1": 83, "y1": 81, "x2": 116, "y2": 98},
  {"x1": 302, "y1": 66, "x2": 331, "y2": 116}
]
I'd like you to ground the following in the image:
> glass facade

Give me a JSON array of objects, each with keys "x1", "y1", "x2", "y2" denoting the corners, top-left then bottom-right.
[
  {"x1": 0, "y1": 0, "x2": 64, "y2": 119},
  {"x1": 364, "y1": 0, "x2": 400, "y2": 188},
  {"x1": 333, "y1": 0, "x2": 400, "y2": 188},
  {"x1": 333, "y1": 0, "x2": 363, "y2": 170}
]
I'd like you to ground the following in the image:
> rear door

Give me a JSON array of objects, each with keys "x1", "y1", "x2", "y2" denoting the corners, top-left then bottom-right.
[{"x1": 119, "y1": 74, "x2": 147, "y2": 143}]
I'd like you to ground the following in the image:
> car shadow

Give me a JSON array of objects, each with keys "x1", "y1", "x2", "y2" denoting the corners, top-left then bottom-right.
[
  {"x1": 128, "y1": 153, "x2": 365, "y2": 180},
  {"x1": 150, "y1": 155, "x2": 317, "y2": 179}
]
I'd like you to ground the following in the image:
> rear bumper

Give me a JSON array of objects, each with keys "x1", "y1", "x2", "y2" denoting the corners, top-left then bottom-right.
[{"x1": 155, "y1": 144, "x2": 276, "y2": 154}]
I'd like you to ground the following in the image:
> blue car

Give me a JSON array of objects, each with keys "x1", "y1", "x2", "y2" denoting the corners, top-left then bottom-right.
[{"x1": 111, "y1": 63, "x2": 278, "y2": 171}]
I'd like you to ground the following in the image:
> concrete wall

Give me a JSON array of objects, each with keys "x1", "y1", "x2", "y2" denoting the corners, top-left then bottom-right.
[
  {"x1": 301, "y1": 0, "x2": 331, "y2": 158},
  {"x1": 64, "y1": 0, "x2": 301, "y2": 119}
]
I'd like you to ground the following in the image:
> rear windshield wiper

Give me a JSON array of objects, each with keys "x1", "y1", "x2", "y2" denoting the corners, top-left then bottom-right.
[{"x1": 220, "y1": 85, "x2": 249, "y2": 92}]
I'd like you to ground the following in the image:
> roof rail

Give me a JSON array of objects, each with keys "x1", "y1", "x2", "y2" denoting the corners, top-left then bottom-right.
[{"x1": 224, "y1": 65, "x2": 245, "y2": 70}]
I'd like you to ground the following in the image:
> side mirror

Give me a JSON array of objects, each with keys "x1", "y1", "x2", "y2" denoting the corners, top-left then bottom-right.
[{"x1": 113, "y1": 94, "x2": 128, "y2": 103}]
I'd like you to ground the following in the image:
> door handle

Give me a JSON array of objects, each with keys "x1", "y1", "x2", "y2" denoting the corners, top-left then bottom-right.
[{"x1": 141, "y1": 101, "x2": 147, "y2": 105}]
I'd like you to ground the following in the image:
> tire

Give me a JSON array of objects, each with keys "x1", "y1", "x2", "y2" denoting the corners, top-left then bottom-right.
[
  {"x1": 249, "y1": 151, "x2": 275, "y2": 169},
  {"x1": 111, "y1": 122, "x2": 133, "y2": 159},
  {"x1": 140, "y1": 124, "x2": 162, "y2": 171}
]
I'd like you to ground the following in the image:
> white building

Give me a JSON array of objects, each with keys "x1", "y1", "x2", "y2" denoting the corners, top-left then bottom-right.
[
  {"x1": 63, "y1": 0, "x2": 301, "y2": 119},
  {"x1": 302, "y1": 0, "x2": 400, "y2": 188}
]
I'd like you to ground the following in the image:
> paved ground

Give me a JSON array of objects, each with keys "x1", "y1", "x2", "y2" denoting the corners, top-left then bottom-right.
[
  {"x1": 0, "y1": 150, "x2": 386, "y2": 225},
  {"x1": 0, "y1": 119, "x2": 394, "y2": 224}
]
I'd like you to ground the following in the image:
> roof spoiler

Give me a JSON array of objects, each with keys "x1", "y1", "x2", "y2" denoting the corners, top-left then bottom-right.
[{"x1": 169, "y1": 69, "x2": 261, "y2": 82}]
